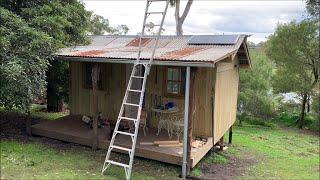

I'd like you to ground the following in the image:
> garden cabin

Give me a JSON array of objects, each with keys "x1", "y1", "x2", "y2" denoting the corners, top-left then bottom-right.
[{"x1": 31, "y1": 35, "x2": 251, "y2": 168}]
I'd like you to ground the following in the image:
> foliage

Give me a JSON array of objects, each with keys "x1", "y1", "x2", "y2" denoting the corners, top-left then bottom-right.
[
  {"x1": 238, "y1": 47, "x2": 274, "y2": 120},
  {"x1": 265, "y1": 20, "x2": 319, "y2": 128},
  {"x1": 88, "y1": 14, "x2": 113, "y2": 35},
  {"x1": 87, "y1": 14, "x2": 129, "y2": 36},
  {"x1": 0, "y1": 8, "x2": 54, "y2": 112},
  {"x1": 306, "y1": 0, "x2": 320, "y2": 18},
  {"x1": 0, "y1": 0, "x2": 129, "y2": 112}
]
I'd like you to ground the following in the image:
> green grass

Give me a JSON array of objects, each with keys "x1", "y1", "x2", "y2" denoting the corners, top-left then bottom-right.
[
  {"x1": 231, "y1": 125, "x2": 320, "y2": 179},
  {"x1": 30, "y1": 104, "x2": 68, "y2": 121},
  {"x1": 0, "y1": 140, "x2": 176, "y2": 179},
  {"x1": 203, "y1": 153, "x2": 228, "y2": 165},
  {"x1": 1, "y1": 109, "x2": 319, "y2": 179}
]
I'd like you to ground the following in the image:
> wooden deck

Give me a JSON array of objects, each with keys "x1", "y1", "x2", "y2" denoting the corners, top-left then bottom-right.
[{"x1": 31, "y1": 116, "x2": 212, "y2": 167}]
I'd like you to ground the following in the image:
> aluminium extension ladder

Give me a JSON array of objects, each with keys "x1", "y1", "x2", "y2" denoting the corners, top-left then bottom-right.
[{"x1": 101, "y1": 0, "x2": 169, "y2": 179}]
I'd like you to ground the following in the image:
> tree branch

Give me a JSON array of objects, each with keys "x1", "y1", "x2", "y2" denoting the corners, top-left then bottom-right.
[{"x1": 180, "y1": 0, "x2": 193, "y2": 24}]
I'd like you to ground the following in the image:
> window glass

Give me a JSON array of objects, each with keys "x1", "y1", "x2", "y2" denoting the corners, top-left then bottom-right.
[{"x1": 166, "y1": 67, "x2": 186, "y2": 95}]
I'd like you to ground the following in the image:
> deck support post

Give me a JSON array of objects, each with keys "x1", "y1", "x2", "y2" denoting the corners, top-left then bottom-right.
[
  {"x1": 228, "y1": 126, "x2": 233, "y2": 144},
  {"x1": 182, "y1": 66, "x2": 190, "y2": 179},
  {"x1": 92, "y1": 63, "x2": 99, "y2": 150}
]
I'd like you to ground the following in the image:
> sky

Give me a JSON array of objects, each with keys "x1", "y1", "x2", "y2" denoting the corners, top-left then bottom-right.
[{"x1": 83, "y1": 0, "x2": 307, "y2": 43}]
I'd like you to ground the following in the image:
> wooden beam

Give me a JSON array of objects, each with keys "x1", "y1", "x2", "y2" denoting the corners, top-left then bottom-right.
[
  {"x1": 182, "y1": 67, "x2": 190, "y2": 179},
  {"x1": 92, "y1": 63, "x2": 99, "y2": 150},
  {"x1": 187, "y1": 67, "x2": 198, "y2": 174},
  {"x1": 228, "y1": 126, "x2": 233, "y2": 144}
]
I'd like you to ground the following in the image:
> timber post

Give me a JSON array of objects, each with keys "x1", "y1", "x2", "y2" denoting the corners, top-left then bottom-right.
[
  {"x1": 228, "y1": 126, "x2": 233, "y2": 144},
  {"x1": 219, "y1": 136, "x2": 224, "y2": 151},
  {"x1": 186, "y1": 67, "x2": 197, "y2": 174},
  {"x1": 182, "y1": 67, "x2": 190, "y2": 179},
  {"x1": 92, "y1": 63, "x2": 99, "y2": 150}
]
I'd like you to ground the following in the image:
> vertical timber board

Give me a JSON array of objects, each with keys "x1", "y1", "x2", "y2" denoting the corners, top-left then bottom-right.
[
  {"x1": 213, "y1": 57, "x2": 240, "y2": 144},
  {"x1": 92, "y1": 63, "x2": 99, "y2": 149}
]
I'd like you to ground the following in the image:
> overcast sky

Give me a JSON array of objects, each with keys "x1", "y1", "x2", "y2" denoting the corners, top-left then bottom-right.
[{"x1": 83, "y1": 0, "x2": 307, "y2": 43}]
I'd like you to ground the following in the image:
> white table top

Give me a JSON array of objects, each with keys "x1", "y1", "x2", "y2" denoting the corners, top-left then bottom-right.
[{"x1": 151, "y1": 107, "x2": 179, "y2": 114}]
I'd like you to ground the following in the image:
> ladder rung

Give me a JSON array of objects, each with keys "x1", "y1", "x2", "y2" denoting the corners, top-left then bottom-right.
[
  {"x1": 106, "y1": 160, "x2": 129, "y2": 168},
  {"x1": 123, "y1": 102, "x2": 139, "y2": 107},
  {"x1": 112, "y1": 145, "x2": 132, "y2": 152},
  {"x1": 146, "y1": 12, "x2": 164, "y2": 14},
  {"x1": 116, "y1": 130, "x2": 135, "y2": 136},
  {"x1": 120, "y1": 116, "x2": 137, "y2": 121},
  {"x1": 128, "y1": 89, "x2": 143, "y2": 93},
  {"x1": 131, "y1": 76, "x2": 144, "y2": 79},
  {"x1": 148, "y1": 0, "x2": 167, "y2": 2},
  {"x1": 144, "y1": 24, "x2": 160, "y2": 27}
]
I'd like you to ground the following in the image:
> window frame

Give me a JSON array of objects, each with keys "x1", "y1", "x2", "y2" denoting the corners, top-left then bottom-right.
[{"x1": 164, "y1": 67, "x2": 186, "y2": 98}]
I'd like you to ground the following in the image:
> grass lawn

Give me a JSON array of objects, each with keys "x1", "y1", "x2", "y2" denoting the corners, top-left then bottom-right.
[{"x1": 1, "y1": 111, "x2": 319, "y2": 179}]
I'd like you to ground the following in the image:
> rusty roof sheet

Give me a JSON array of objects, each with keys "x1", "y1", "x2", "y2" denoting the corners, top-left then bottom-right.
[{"x1": 57, "y1": 35, "x2": 248, "y2": 63}]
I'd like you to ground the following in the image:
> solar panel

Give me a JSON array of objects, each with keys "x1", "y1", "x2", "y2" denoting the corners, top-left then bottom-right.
[{"x1": 188, "y1": 35, "x2": 240, "y2": 45}]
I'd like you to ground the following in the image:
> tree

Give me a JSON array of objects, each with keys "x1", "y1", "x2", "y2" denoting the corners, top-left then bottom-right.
[
  {"x1": 0, "y1": 7, "x2": 54, "y2": 112},
  {"x1": 1, "y1": 0, "x2": 92, "y2": 112},
  {"x1": 306, "y1": 0, "x2": 320, "y2": 19},
  {"x1": 170, "y1": 0, "x2": 193, "y2": 35},
  {"x1": 265, "y1": 20, "x2": 319, "y2": 128},
  {"x1": 88, "y1": 14, "x2": 129, "y2": 35},
  {"x1": 88, "y1": 14, "x2": 114, "y2": 35},
  {"x1": 238, "y1": 46, "x2": 274, "y2": 120}
]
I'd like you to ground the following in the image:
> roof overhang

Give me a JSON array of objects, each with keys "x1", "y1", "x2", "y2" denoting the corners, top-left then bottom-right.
[{"x1": 56, "y1": 56, "x2": 216, "y2": 68}]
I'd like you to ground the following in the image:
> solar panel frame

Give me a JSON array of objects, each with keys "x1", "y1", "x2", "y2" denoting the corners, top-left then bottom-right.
[{"x1": 187, "y1": 35, "x2": 240, "y2": 45}]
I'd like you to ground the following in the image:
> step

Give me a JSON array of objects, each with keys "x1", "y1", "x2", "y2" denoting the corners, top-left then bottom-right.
[
  {"x1": 120, "y1": 117, "x2": 137, "y2": 121},
  {"x1": 106, "y1": 160, "x2": 129, "y2": 168},
  {"x1": 115, "y1": 130, "x2": 135, "y2": 136},
  {"x1": 123, "y1": 102, "x2": 139, "y2": 107},
  {"x1": 128, "y1": 89, "x2": 143, "y2": 93},
  {"x1": 111, "y1": 145, "x2": 132, "y2": 152}
]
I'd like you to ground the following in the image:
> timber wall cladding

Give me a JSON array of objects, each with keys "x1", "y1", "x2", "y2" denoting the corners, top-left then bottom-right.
[
  {"x1": 70, "y1": 61, "x2": 216, "y2": 137},
  {"x1": 213, "y1": 57, "x2": 240, "y2": 144},
  {"x1": 70, "y1": 61, "x2": 126, "y2": 120}
]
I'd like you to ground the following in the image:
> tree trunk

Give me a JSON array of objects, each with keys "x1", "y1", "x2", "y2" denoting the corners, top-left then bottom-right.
[
  {"x1": 307, "y1": 94, "x2": 310, "y2": 113},
  {"x1": 176, "y1": 22, "x2": 183, "y2": 36},
  {"x1": 174, "y1": 0, "x2": 193, "y2": 36},
  {"x1": 46, "y1": 67, "x2": 63, "y2": 112},
  {"x1": 298, "y1": 93, "x2": 308, "y2": 129}
]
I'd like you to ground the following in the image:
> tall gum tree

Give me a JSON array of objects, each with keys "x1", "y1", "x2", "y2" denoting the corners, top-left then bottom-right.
[{"x1": 170, "y1": 0, "x2": 193, "y2": 35}]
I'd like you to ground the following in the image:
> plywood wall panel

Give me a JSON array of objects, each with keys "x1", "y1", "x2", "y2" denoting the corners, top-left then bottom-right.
[{"x1": 213, "y1": 57, "x2": 239, "y2": 144}]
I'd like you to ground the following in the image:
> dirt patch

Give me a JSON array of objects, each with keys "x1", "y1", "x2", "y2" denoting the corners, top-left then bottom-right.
[{"x1": 196, "y1": 152, "x2": 257, "y2": 180}]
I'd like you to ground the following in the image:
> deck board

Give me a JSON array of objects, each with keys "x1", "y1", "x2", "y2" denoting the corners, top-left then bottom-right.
[{"x1": 31, "y1": 116, "x2": 212, "y2": 167}]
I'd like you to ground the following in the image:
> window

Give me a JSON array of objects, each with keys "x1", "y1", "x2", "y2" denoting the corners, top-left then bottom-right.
[
  {"x1": 166, "y1": 67, "x2": 186, "y2": 96},
  {"x1": 83, "y1": 63, "x2": 103, "y2": 90}
]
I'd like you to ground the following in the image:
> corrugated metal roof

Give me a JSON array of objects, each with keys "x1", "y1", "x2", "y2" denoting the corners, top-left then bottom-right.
[
  {"x1": 188, "y1": 35, "x2": 240, "y2": 45},
  {"x1": 57, "y1": 35, "x2": 249, "y2": 64}
]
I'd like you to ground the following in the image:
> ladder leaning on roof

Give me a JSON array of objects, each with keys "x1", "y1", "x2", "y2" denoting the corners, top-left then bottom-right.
[{"x1": 101, "y1": 0, "x2": 169, "y2": 179}]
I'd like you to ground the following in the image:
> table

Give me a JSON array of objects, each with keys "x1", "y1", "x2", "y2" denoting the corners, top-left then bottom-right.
[{"x1": 151, "y1": 107, "x2": 179, "y2": 138}]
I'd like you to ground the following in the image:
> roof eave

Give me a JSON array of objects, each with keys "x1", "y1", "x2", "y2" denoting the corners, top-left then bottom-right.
[{"x1": 55, "y1": 56, "x2": 215, "y2": 68}]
